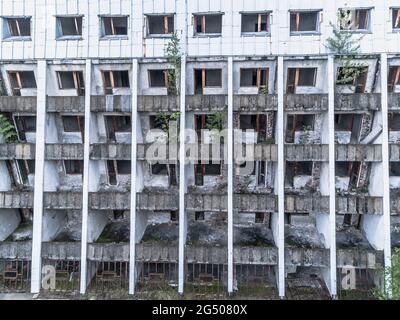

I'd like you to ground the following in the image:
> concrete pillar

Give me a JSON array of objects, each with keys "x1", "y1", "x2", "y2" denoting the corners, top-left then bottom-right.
[
  {"x1": 277, "y1": 56, "x2": 285, "y2": 298},
  {"x1": 178, "y1": 54, "x2": 187, "y2": 295},
  {"x1": 380, "y1": 53, "x2": 392, "y2": 288},
  {"x1": 327, "y1": 55, "x2": 337, "y2": 297},
  {"x1": 79, "y1": 59, "x2": 92, "y2": 294},
  {"x1": 129, "y1": 59, "x2": 139, "y2": 295},
  {"x1": 30, "y1": 60, "x2": 47, "y2": 293},
  {"x1": 227, "y1": 56, "x2": 234, "y2": 294}
]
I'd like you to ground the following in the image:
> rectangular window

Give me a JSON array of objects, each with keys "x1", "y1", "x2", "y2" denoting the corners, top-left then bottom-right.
[
  {"x1": 336, "y1": 66, "x2": 368, "y2": 93},
  {"x1": 194, "y1": 69, "x2": 222, "y2": 94},
  {"x1": 104, "y1": 115, "x2": 131, "y2": 141},
  {"x1": 339, "y1": 9, "x2": 371, "y2": 31},
  {"x1": 393, "y1": 8, "x2": 400, "y2": 30},
  {"x1": 194, "y1": 162, "x2": 221, "y2": 185},
  {"x1": 195, "y1": 211, "x2": 205, "y2": 221},
  {"x1": 241, "y1": 13, "x2": 270, "y2": 33},
  {"x1": 148, "y1": 70, "x2": 168, "y2": 87},
  {"x1": 64, "y1": 160, "x2": 83, "y2": 175},
  {"x1": 146, "y1": 15, "x2": 174, "y2": 36},
  {"x1": 107, "y1": 160, "x2": 131, "y2": 185},
  {"x1": 193, "y1": 14, "x2": 223, "y2": 35},
  {"x1": 286, "y1": 68, "x2": 317, "y2": 93},
  {"x1": 3, "y1": 17, "x2": 31, "y2": 38},
  {"x1": 62, "y1": 116, "x2": 84, "y2": 136},
  {"x1": 56, "y1": 16, "x2": 83, "y2": 38},
  {"x1": 16, "y1": 160, "x2": 35, "y2": 184},
  {"x1": 151, "y1": 164, "x2": 168, "y2": 175},
  {"x1": 240, "y1": 68, "x2": 269, "y2": 89},
  {"x1": 389, "y1": 113, "x2": 400, "y2": 131},
  {"x1": 56, "y1": 71, "x2": 85, "y2": 95},
  {"x1": 388, "y1": 66, "x2": 400, "y2": 92},
  {"x1": 8, "y1": 71, "x2": 37, "y2": 96},
  {"x1": 390, "y1": 162, "x2": 400, "y2": 176},
  {"x1": 289, "y1": 161, "x2": 313, "y2": 176},
  {"x1": 13, "y1": 115, "x2": 36, "y2": 142},
  {"x1": 290, "y1": 11, "x2": 319, "y2": 33},
  {"x1": 101, "y1": 16, "x2": 128, "y2": 37},
  {"x1": 102, "y1": 70, "x2": 130, "y2": 94},
  {"x1": 286, "y1": 114, "x2": 315, "y2": 143},
  {"x1": 239, "y1": 114, "x2": 267, "y2": 142}
]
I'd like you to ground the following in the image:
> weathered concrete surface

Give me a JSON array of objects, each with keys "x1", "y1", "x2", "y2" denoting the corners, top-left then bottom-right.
[
  {"x1": 44, "y1": 192, "x2": 83, "y2": 210},
  {"x1": 336, "y1": 195, "x2": 383, "y2": 215},
  {"x1": 45, "y1": 144, "x2": 83, "y2": 160},
  {"x1": 90, "y1": 95, "x2": 132, "y2": 112},
  {"x1": 391, "y1": 223, "x2": 400, "y2": 248},
  {"x1": 233, "y1": 246, "x2": 278, "y2": 265},
  {"x1": 90, "y1": 143, "x2": 131, "y2": 160},
  {"x1": 96, "y1": 221, "x2": 130, "y2": 243},
  {"x1": 336, "y1": 226, "x2": 373, "y2": 250},
  {"x1": 187, "y1": 222, "x2": 227, "y2": 246},
  {"x1": 47, "y1": 96, "x2": 85, "y2": 113},
  {"x1": 138, "y1": 95, "x2": 179, "y2": 112},
  {"x1": 336, "y1": 144, "x2": 382, "y2": 162},
  {"x1": 90, "y1": 192, "x2": 130, "y2": 210},
  {"x1": 41, "y1": 242, "x2": 81, "y2": 260},
  {"x1": 136, "y1": 243, "x2": 178, "y2": 262},
  {"x1": 8, "y1": 222, "x2": 32, "y2": 241},
  {"x1": 285, "y1": 145, "x2": 328, "y2": 161},
  {"x1": 87, "y1": 243, "x2": 130, "y2": 262},
  {"x1": 285, "y1": 94, "x2": 328, "y2": 111},
  {"x1": 0, "y1": 144, "x2": 35, "y2": 160},
  {"x1": 336, "y1": 249, "x2": 383, "y2": 269},
  {"x1": 389, "y1": 144, "x2": 400, "y2": 161},
  {"x1": 186, "y1": 95, "x2": 227, "y2": 111},
  {"x1": 186, "y1": 246, "x2": 227, "y2": 264},
  {"x1": 234, "y1": 226, "x2": 275, "y2": 247},
  {"x1": 285, "y1": 194, "x2": 329, "y2": 213},
  {"x1": 0, "y1": 96, "x2": 37, "y2": 112},
  {"x1": 233, "y1": 94, "x2": 278, "y2": 111},
  {"x1": 388, "y1": 93, "x2": 400, "y2": 111},
  {"x1": 335, "y1": 93, "x2": 381, "y2": 111},
  {"x1": 285, "y1": 248, "x2": 330, "y2": 267},
  {"x1": 0, "y1": 192, "x2": 34, "y2": 208},
  {"x1": 0, "y1": 241, "x2": 32, "y2": 259},
  {"x1": 137, "y1": 192, "x2": 179, "y2": 211},
  {"x1": 285, "y1": 225, "x2": 325, "y2": 249},
  {"x1": 141, "y1": 223, "x2": 179, "y2": 244}
]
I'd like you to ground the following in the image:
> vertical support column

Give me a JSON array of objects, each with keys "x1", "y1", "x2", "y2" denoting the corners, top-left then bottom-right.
[
  {"x1": 227, "y1": 57, "x2": 234, "y2": 294},
  {"x1": 80, "y1": 59, "x2": 92, "y2": 294},
  {"x1": 178, "y1": 55, "x2": 187, "y2": 295},
  {"x1": 380, "y1": 53, "x2": 392, "y2": 286},
  {"x1": 129, "y1": 59, "x2": 139, "y2": 295},
  {"x1": 328, "y1": 55, "x2": 337, "y2": 297},
  {"x1": 30, "y1": 60, "x2": 47, "y2": 293},
  {"x1": 277, "y1": 56, "x2": 285, "y2": 298}
]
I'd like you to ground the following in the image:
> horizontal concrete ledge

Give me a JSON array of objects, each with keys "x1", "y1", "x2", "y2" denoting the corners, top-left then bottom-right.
[
  {"x1": 138, "y1": 95, "x2": 180, "y2": 112},
  {"x1": 336, "y1": 249, "x2": 384, "y2": 269},
  {"x1": 335, "y1": 93, "x2": 381, "y2": 111},
  {"x1": 42, "y1": 242, "x2": 81, "y2": 260},
  {"x1": 285, "y1": 247, "x2": 330, "y2": 267},
  {"x1": 233, "y1": 95, "x2": 278, "y2": 111},
  {"x1": 336, "y1": 196, "x2": 383, "y2": 215},
  {"x1": 186, "y1": 95, "x2": 227, "y2": 111},
  {"x1": 285, "y1": 94, "x2": 328, "y2": 111},
  {"x1": 87, "y1": 243, "x2": 129, "y2": 262},
  {"x1": 136, "y1": 243, "x2": 178, "y2": 263},
  {"x1": 0, "y1": 241, "x2": 32, "y2": 259},
  {"x1": 45, "y1": 144, "x2": 84, "y2": 160},
  {"x1": 388, "y1": 93, "x2": 400, "y2": 111},
  {"x1": 0, "y1": 192, "x2": 34, "y2": 208},
  {"x1": 44, "y1": 192, "x2": 83, "y2": 210},
  {"x1": 91, "y1": 143, "x2": 131, "y2": 160},
  {"x1": 0, "y1": 143, "x2": 35, "y2": 160},
  {"x1": 186, "y1": 245, "x2": 227, "y2": 264},
  {"x1": 389, "y1": 144, "x2": 400, "y2": 161},
  {"x1": 285, "y1": 144, "x2": 328, "y2": 161},
  {"x1": 47, "y1": 96, "x2": 85, "y2": 113},
  {"x1": 0, "y1": 96, "x2": 37, "y2": 112},
  {"x1": 285, "y1": 194, "x2": 329, "y2": 213},
  {"x1": 336, "y1": 144, "x2": 382, "y2": 162},
  {"x1": 233, "y1": 246, "x2": 278, "y2": 265}
]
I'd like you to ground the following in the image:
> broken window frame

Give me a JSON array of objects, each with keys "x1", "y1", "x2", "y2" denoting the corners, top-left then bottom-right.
[
  {"x1": 55, "y1": 15, "x2": 83, "y2": 39},
  {"x1": 388, "y1": 112, "x2": 400, "y2": 131},
  {"x1": 240, "y1": 12, "x2": 271, "y2": 35},
  {"x1": 388, "y1": 66, "x2": 400, "y2": 92},
  {"x1": 393, "y1": 8, "x2": 400, "y2": 31},
  {"x1": 104, "y1": 115, "x2": 131, "y2": 141},
  {"x1": 8, "y1": 71, "x2": 37, "y2": 96},
  {"x1": 100, "y1": 15, "x2": 129, "y2": 38},
  {"x1": 194, "y1": 68, "x2": 222, "y2": 94},
  {"x1": 289, "y1": 10, "x2": 321, "y2": 35},
  {"x1": 63, "y1": 160, "x2": 84, "y2": 175},
  {"x1": 107, "y1": 160, "x2": 131, "y2": 185},
  {"x1": 286, "y1": 68, "x2": 317, "y2": 93},
  {"x1": 339, "y1": 8, "x2": 372, "y2": 32},
  {"x1": 195, "y1": 162, "x2": 222, "y2": 185},
  {"x1": 145, "y1": 14, "x2": 174, "y2": 37},
  {"x1": 336, "y1": 66, "x2": 368, "y2": 93},
  {"x1": 148, "y1": 69, "x2": 169, "y2": 88},
  {"x1": 13, "y1": 114, "x2": 36, "y2": 142},
  {"x1": 101, "y1": 70, "x2": 130, "y2": 95},
  {"x1": 62, "y1": 115, "x2": 85, "y2": 141},
  {"x1": 239, "y1": 68, "x2": 269, "y2": 89},
  {"x1": 285, "y1": 114, "x2": 315, "y2": 143},
  {"x1": 239, "y1": 114, "x2": 267, "y2": 142},
  {"x1": 193, "y1": 13, "x2": 223, "y2": 36},
  {"x1": 56, "y1": 71, "x2": 85, "y2": 96},
  {"x1": 3, "y1": 16, "x2": 31, "y2": 39},
  {"x1": 16, "y1": 159, "x2": 35, "y2": 184}
]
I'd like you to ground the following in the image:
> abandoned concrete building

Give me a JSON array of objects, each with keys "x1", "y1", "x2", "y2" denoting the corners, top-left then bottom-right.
[{"x1": 0, "y1": 0, "x2": 399, "y2": 299}]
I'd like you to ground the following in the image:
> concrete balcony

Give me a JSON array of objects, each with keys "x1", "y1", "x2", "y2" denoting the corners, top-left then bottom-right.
[
  {"x1": 336, "y1": 196, "x2": 383, "y2": 215},
  {"x1": 235, "y1": 193, "x2": 277, "y2": 213},
  {"x1": 45, "y1": 144, "x2": 84, "y2": 160},
  {"x1": 335, "y1": 93, "x2": 381, "y2": 111},
  {"x1": 41, "y1": 242, "x2": 81, "y2": 260},
  {"x1": 44, "y1": 192, "x2": 83, "y2": 210},
  {"x1": 233, "y1": 94, "x2": 278, "y2": 111},
  {"x1": 186, "y1": 193, "x2": 227, "y2": 212},
  {"x1": 252, "y1": 144, "x2": 278, "y2": 161},
  {"x1": 336, "y1": 249, "x2": 384, "y2": 269},
  {"x1": 0, "y1": 192, "x2": 33, "y2": 208},
  {"x1": 285, "y1": 144, "x2": 328, "y2": 161},
  {"x1": 390, "y1": 192, "x2": 400, "y2": 215},
  {"x1": 285, "y1": 194, "x2": 329, "y2": 213},
  {"x1": 233, "y1": 246, "x2": 278, "y2": 265},
  {"x1": 0, "y1": 143, "x2": 35, "y2": 160},
  {"x1": 186, "y1": 95, "x2": 227, "y2": 112},
  {"x1": 90, "y1": 143, "x2": 131, "y2": 160},
  {"x1": 47, "y1": 96, "x2": 85, "y2": 113},
  {"x1": 0, "y1": 96, "x2": 37, "y2": 113},
  {"x1": 388, "y1": 93, "x2": 400, "y2": 111},
  {"x1": 87, "y1": 243, "x2": 130, "y2": 262},
  {"x1": 89, "y1": 192, "x2": 130, "y2": 210},
  {"x1": 285, "y1": 248, "x2": 330, "y2": 267},
  {"x1": 336, "y1": 144, "x2": 382, "y2": 162},
  {"x1": 285, "y1": 94, "x2": 328, "y2": 111},
  {"x1": 186, "y1": 246, "x2": 227, "y2": 264},
  {"x1": 389, "y1": 144, "x2": 400, "y2": 161},
  {"x1": 0, "y1": 241, "x2": 32, "y2": 259},
  {"x1": 138, "y1": 95, "x2": 179, "y2": 112},
  {"x1": 90, "y1": 95, "x2": 131, "y2": 112},
  {"x1": 136, "y1": 243, "x2": 178, "y2": 263},
  {"x1": 137, "y1": 192, "x2": 179, "y2": 211}
]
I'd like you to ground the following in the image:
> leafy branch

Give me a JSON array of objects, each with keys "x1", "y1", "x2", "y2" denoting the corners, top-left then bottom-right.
[
  {"x1": 0, "y1": 113, "x2": 18, "y2": 143},
  {"x1": 165, "y1": 32, "x2": 182, "y2": 96}
]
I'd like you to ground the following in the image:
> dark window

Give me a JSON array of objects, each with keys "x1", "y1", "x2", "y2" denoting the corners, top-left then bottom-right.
[
  {"x1": 290, "y1": 11, "x2": 319, "y2": 33},
  {"x1": 239, "y1": 114, "x2": 267, "y2": 142},
  {"x1": 107, "y1": 160, "x2": 117, "y2": 185},
  {"x1": 8, "y1": 71, "x2": 37, "y2": 95},
  {"x1": 193, "y1": 14, "x2": 222, "y2": 35},
  {"x1": 286, "y1": 114, "x2": 314, "y2": 143},
  {"x1": 287, "y1": 161, "x2": 313, "y2": 176},
  {"x1": 241, "y1": 13, "x2": 270, "y2": 33},
  {"x1": 116, "y1": 160, "x2": 131, "y2": 174},
  {"x1": 148, "y1": 70, "x2": 168, "y2": 87},
  {"x1": 107, "y1": 160, "x2": 131, "y2": 184},
  {"x1": 105, "y1": 115, "x2": 131, "y2": 140},
  {"x1": 151, "y1": 164, "x2": 168, "y2": 175},
  {"x1": 393, "y1": 9, "x2": 400, "y2": 30},
  {"x1": 240, "y1": 68, "x2": 268, "y2": 88},
  {"x1": 388, "y1": 66, "x2": 400, "y2": 92},
  {"x1": 339, "y1": 9, "x2": 370, "y2": 31},
  {"x1": 255, "y1": 212, "x2": 264, "y2": 224},
  {"x1": 170, "y1": 211, "x2": 178, "y2": 222},
  {"x1": 57, "y1": 71, "x2": 85, "y2": 95},
  {"x1": 287, "y1": 68, "x2": 316, "y2": 93},
  {"x1": 113, "y1": 210, "x2": 126, "y2": 220},
  {"x1": 16, "y1": 160, "x2": 35, "y2": 184},
  {"x1": 194, "y1": 69, "x2": 222, "y2": 94},
  {"x1": 390, "y1": 162, "x2": 400, "y2": 176},
  {"x1": 204, "y1": 164, "x2": 221, "y2": 175},
  {"x1": 147, "y1": 15, "x2": 174, "y2": 35},
  {"x1": 102, "y1": 70, "x2": 130, "y2": 94},
  {"x1": 389, "y1": 113, "x2": 400, "y2": 130},
  {"x1": 337, "y1": 66, "x2": 368, "y2": 93},
  {"x1": 101, "y1": 16, "x2": 128, "y2": 36},
  {"x1": 195, "y1": 162, "x2": 221, "y2": 185},
  {"x1": 64, "y1": 160, "x2": 83, "y2": 175},
  {"x1": 195, "y1": 211, "x2": 205, "y2": 221},
  {"x1": 62, "y1": 116, "x2": 84, "y2": 133},
  {"x1": 4, "y1": 17, "x2": 31, "y2": 38},
  {"x1": 56, "y1": 16, "x2": 83, "y2": 37}
]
